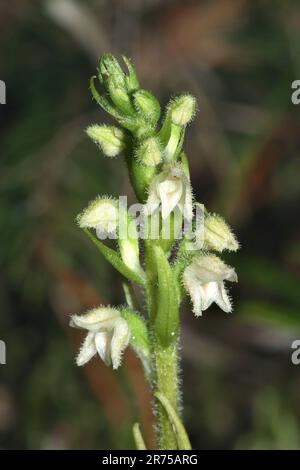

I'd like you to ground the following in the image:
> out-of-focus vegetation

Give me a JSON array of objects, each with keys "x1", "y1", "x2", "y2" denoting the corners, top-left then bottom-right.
[{"x1": 0, "y1": 0, "x2": 300, "y2": 449}]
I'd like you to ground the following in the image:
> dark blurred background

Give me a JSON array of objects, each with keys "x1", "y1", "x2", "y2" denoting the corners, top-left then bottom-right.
[{"x1": 1, "y1": 0, "x2": 300, "y2": 450}]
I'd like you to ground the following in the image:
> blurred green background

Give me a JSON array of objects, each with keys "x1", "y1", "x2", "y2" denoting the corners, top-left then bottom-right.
[{"x1": 1, "y1": 0, "x2": 300, "y2": 450}]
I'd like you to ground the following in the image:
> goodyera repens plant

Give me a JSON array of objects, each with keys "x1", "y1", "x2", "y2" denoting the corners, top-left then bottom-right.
[{"x1": 70, "y1": 54, "x2": 239, "y2": 450}]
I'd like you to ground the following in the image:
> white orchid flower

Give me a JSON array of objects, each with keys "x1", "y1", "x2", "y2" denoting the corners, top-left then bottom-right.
[
  {"x1": 183, "y1": 254, "x2": 238, "y2": 317},
  {"x1": 70, "y1": 307, "x2": 130, "y2": 369},
  {"x1": 145, "y1": 164, "x2": 193, "y2": 220}
]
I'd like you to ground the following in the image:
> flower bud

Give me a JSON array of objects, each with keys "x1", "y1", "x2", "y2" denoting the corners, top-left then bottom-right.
[
  {"x1": 99, "y1": 54, "x2": 126, "y2": 89},
  {"x1": 99, "y1": 55, "x2": 135, "y2": 115},
  {"x1": 169, "y1": 94, "x2": 196, "y2": 126},
  {"x1": 77, "y1": 197, "x2": 118, "y2": 235},
  {"x1": 108, "y1": 85, "x2": 135, "y2": 115},
  {"x1": 86, "y1": 125, "x2": 126, "y2": 157},
  {"x1": 204, "y1": 214, "x2": 239, "y2": 252},
  {"x1": 133, "y1": 90, "x2": 161, "y2": 124},
  {"x1": 135, "y1": 137, "x2": 162, "y2": 167}
]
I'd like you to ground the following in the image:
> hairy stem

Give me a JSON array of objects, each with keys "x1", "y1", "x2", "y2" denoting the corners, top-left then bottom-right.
[
  {"x1": 145, "y1": 241, "x2": 180, "y2": 449},
  {"x1": 152, "y1": 338, "x2": 179, "y2": 450}
]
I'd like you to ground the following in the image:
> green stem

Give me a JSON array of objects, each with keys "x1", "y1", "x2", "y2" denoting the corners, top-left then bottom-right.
[
  {"x1": 145, "y1": 241, "x2": 180, "y2": 450},
  {"x1": 153, "y1": 339, "x2": 179, "y2": 450}
]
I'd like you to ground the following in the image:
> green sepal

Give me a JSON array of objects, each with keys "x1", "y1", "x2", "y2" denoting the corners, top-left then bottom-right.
[
  {"x1": 153, "y1": 245, "x2": 179, "y2": 346},
  {"x1": 82, "y1": 228, "x2": 145, "y2": 286}
]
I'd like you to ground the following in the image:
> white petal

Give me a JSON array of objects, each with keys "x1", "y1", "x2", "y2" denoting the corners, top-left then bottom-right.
[
  {"x1": 193, "y1": 255, "x2": 237, "y2": 284},
  {"x1": 183, "y1": 268, "x2": 202, "y2": 316},
  {"x1": 94, "y1": 331, "x2": 112, "y2": 366},
  {"x1": 76, "y1": 331, "x2": 97, "y2": 366},
  {"x1": 110, "y1": 318, "x2": 130, "y2": 369},
  {"x1": 145, "y1": 184, "x2": 160, "y2": 215},
  {"x1": 71, "y1": 307, "x2": 119, "y2": 331},
  {"x1": 159, "y1": 179, "x2": 183, "y2": 219},
  {"x1": 189, "y1": 282, "x2": 203, "y2": 317},
  {"x1": 214, "y1": 282, "x2": 232, "y2": 313}
]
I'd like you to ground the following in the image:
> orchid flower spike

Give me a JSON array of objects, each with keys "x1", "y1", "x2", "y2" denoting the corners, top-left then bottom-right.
[
  {"x1": 145, "y1": 164, "x2": 193, "y2": 220},
  {"x1": 70, "y1": 307, "x2": 130, "y2": 369},
  {"x1": 183, "y1": 254, "x2": 238, "y2": 317}
]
